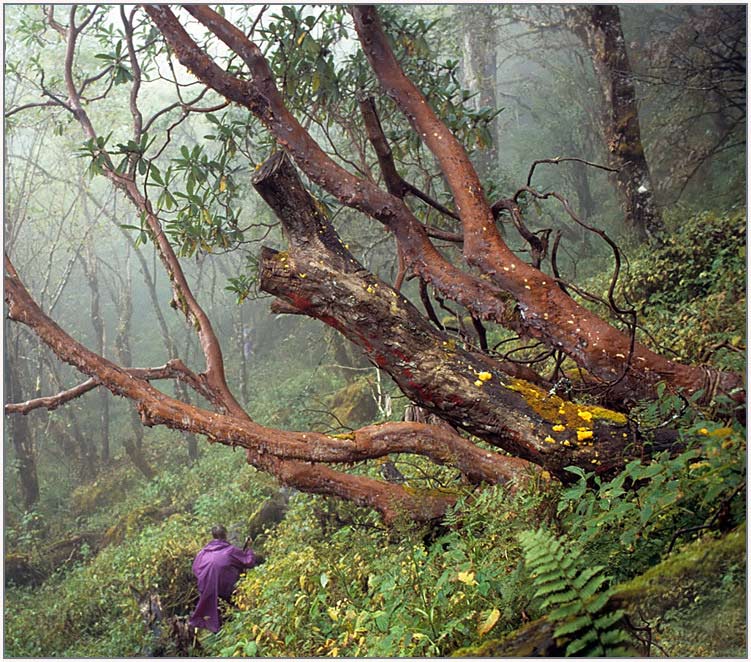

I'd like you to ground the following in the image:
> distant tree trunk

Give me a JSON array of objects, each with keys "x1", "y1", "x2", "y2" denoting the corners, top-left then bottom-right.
[
  {"x1": 565, "y1": 5, "x2": 661, "y2": 242},
  {"x1": 44, "y1": 358, "x2": 97, "y2": 478},
  {"x1": 112, "y1": 248, "x2": 156, "y2": 479},
  {"x1": 5, "y1": 329, "x2": 40, "y2": 509},
  {"x1": 116, "y1": 218, "x2": 199, "y2": 461},
  {"x1": 459, "y1": 5, "x2": 499, "y2": 179},
  {"x1": 80, "y1": 245, "x2": 109, "y2": 464}
]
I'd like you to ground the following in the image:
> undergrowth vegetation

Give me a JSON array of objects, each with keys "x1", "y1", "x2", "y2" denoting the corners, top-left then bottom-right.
[{"x1": 4, "y1": 207, "x2": 746, "y2": 657}]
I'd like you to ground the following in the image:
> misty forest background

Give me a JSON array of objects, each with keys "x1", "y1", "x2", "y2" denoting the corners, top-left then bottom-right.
[{"x1": 3, "y1": 4, "x2": 746, "y2": 658}]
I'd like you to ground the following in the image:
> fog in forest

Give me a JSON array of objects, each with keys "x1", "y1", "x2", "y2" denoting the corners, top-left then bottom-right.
[{"x1": 4, "y1": 4, "x2": 745, "y2": 658}]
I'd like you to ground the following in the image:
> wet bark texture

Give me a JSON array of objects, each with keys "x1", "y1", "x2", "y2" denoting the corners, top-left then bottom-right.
[
  {"x1": 4, "y1": 5, "x2": 745, "y2": 525},
  {"x1": 255, "y1": 152, "x2": 640, "y2": 479},
  {"x1": 565, "y1": 5, "x2": 661, "y2": 242}
]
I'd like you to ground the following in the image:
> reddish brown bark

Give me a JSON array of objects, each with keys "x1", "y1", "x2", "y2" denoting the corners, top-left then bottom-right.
[
  {"x1": 6, "y1": 5, "x2": 743, "y2": 525},
  {"x1": 253, "y1": 152, "x2": 642, "y2": 478},
  {"x1": 5, "y1": 253, "x2": 529, "y2": 523},
  {"x1": 348, "y1": 6, "x2": 740, "y2": 403},
  {"x1": 143, "y1": 4, "x2": 741, "y2": 406}
]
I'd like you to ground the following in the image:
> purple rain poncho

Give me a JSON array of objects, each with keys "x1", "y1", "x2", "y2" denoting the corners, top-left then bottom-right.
[{"x1": 188, "y1": 539, "x2": 257, "y2": 632}]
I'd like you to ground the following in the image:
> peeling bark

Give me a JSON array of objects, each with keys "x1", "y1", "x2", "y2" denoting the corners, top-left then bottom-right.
[{"x1": 254, "y1": 152, "x2": 643, "y2": 478}]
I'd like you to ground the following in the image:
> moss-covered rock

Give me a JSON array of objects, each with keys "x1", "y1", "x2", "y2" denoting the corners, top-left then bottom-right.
[
  {"x1": 451, "y1": 525, "x2": 746, "y2": 658},
  {"x1": 328, "y1": 378, "x2": 378, "y2": 427},
  {"x1": 614, "y1": 524, "x2": 746, "y2": 657}
]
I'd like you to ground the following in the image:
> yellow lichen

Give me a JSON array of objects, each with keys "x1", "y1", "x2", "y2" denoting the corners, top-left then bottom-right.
[
  {"x1": 474, "y1": 380, "x2": 484, "y2": 387},
  {"x1": 506, "y1": 378, "x2": 627, "y2": 427},
  {"x1": 478, "y1": 371, "x2": 492, "y2": 382},
  {"x1": 543, "y1": 436, "x2": 556, "y2": 444},
  {"x1": 577, "y1": 429, "x2": 594, "y2": 441},
  {"x1": 552, "y1": 424, "x2": 566, "y2": 432}
]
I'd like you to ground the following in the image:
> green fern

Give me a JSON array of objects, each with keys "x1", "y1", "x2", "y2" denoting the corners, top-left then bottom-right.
[{"x1": 519, "y1": 528, "x2": 633, "y2": 657}]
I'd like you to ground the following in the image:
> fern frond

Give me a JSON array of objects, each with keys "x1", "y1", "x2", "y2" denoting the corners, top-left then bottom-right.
[
  {"x1": 533, "y1": 579, "x2": 569, "y2": 598},
  {"x1": 519, "y1": 527, "x2": 634, "y2": 658},
  {"x1": 553, "y1": 614, "x2": 592, "y2": 638},
  {"x1": 565, "y1": 628, "x2": 598, "y2": 656}
]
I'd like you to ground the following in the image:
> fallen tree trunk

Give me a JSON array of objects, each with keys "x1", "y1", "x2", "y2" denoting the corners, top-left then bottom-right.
[{"x1": 255, "y1": 152, "x2": 649, "y2": 479}]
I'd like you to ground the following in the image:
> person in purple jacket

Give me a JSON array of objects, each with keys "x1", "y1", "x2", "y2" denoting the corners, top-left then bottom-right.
[{"x1": 188, "y1": 525, "x2": 261, "y2": 633}]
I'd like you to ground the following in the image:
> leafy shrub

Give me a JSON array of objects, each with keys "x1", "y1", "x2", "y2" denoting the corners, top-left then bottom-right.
[
  {"x1": 557, "y1": 401, "x2": 745, "y2": 580},
  {"x1": 621, "y1": 206, "x2": 745, "y2": 370}
]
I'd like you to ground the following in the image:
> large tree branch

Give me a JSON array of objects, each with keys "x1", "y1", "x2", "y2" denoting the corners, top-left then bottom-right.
[
  {"x1": 252, "y1": 152, "x2": 649, "y2": 478},
  {"x1": 143, "y1": 4, "x2": 742, "y2": 404},
  {"x1": 349, "y1": 5, "x2": 743, "y2": 404},
  {"x1": 144, "y1": 5, "x2": 523, "y2": 324},
  {"x1": 5, "y1": 253, "x2": 528, "y2": 523},
  {"x1": 4, "y1": 360, "x2": 213, "y2": 415}
]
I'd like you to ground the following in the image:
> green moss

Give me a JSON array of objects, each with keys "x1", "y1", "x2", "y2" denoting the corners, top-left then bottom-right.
[
  {"x1": 614, "y1": 525, "x2": 746, "y2": 657},
  {"x1": 451, "y1": 618, "x2": 558, "y2": 657},
  {"x1": 327, "y1": 379, "x2": 378, "y2": 427},
  {"x1": 615, "y1": 524, "x2": 745, "y2": 609}
]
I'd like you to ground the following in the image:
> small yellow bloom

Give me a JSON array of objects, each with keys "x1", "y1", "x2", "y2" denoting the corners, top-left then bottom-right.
[
  {"x1": 577, "y1": 410, "x2": 593, "y2": 422},
  {"x1": 478, "y1": 371, "x2": 492, "y2": 381},
  {"x1": 562, "y1": 440, "x2": 571, "y2": 446},
  {"x1": 540, "y1": 470, "x2": 551, "y2": 481},
  {"x1": 689, "y1": 461, "x2": 710, "y2": 471},
  {"x1": 552, "y1": 424, "x2": 566, "y2": 432},
  {"x1": 577, "y1": 429, "x2": 594, "y2": 441},
  {"x1": 698, "y1": 428, "x2": 709, "y2": 435},
  {"x1": 544, "y1": 436, "x2": 556, "y2": 444},
  {"x1": 457, "y1": 571, "x2": 478, "y2": 586},
  {"x1": 474, "y1": 380, "x2": 484, "y2": 387}
]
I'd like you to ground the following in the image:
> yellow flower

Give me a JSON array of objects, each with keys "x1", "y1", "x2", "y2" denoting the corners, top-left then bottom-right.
[
  {"x1": 540, "y1": 470, "x2": 551, "y2": 481},
  {"x1": 577, "y1": 429, "x2": 594, "y2": 441},
  {"x1": 698, "y1": 428, "x2": 709, "y2": 435},
  {"x1": 457, "y1": 571, "x2": 477, "y2": 586},
  {"x1": 544, "y1": 436, "x2": 556, "y2": 444},
  {"x1": 689, "y1": 461, "x2": 710, "y2": 471},
  {"x1": 552, "y1": 424, "x2": 566, "y2": 432},
  {"x1": 478, "y1": 371, "x2": 492, "y2": 382},
  {"x1": 577, "y1": 410, "x2": 593, "y2": 422},
  {"x1": 474, "y1": 380, "x2": 484, "y2": 387}
]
